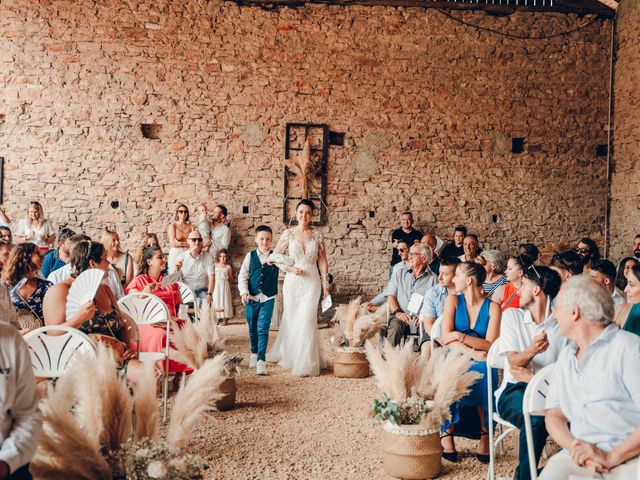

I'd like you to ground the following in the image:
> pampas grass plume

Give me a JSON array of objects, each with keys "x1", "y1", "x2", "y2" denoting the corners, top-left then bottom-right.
[{"x1": 132, "y1": 360, "x2": 160, "y2": 441}]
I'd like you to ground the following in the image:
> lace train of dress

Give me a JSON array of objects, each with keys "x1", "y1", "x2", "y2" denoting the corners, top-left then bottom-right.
[{"x1": 266, "y1": 229, "x2": 325, "y2": 377}]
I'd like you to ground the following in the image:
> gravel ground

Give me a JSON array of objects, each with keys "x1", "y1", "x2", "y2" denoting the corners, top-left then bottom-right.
[{"x1": 168, "y1": 321, "x2": 521, "y2": 480}]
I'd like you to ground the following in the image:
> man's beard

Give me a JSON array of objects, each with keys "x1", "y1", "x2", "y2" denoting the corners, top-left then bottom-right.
[{"x1": 635, "y1": 250, "x2": 640, "y2": 259}]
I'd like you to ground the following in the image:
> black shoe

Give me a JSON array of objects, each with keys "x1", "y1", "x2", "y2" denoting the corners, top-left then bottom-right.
[
  {"x1": 477, "y1": 430, "x2": 490, "y2": 464},
  {"x1": 440, "y1": 432, "x2": 458, "y2": 463}
]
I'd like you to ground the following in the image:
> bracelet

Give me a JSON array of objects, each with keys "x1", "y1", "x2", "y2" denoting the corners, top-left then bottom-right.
[
  {"x1": 321, "y1": 274, "x2": 329, "y2": 290},
  {"x1": 391, "y1": 308, "x2": 402, "y2": 316},
  {"x1": 207, "y1": 292, "x2": 212, "y2": 296}
]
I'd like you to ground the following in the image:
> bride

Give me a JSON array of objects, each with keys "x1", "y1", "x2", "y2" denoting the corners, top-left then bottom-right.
[{"x1": 266, "y1": 199, "x2": 330, "y2": 377}]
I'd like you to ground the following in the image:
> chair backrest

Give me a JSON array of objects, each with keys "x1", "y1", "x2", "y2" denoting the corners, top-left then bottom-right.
[
  {"x1": 118, "y1": 292, "x2": 170, "y2": 325},
  {"x1": 431, "y1": 316, "x2": 443, "y2": 341},
  {"x1": 23, "y1": 326, "x2": 96, "y2": 378},
  {"x1": 177, "y1": 282, "x2": 196, "y2": 304},
  {"x1": 523, "y1": 363, "x2": 555, "y2": 417},
  {"x1": 486, "y1": 338, "x2": 505, "y2": 370}
]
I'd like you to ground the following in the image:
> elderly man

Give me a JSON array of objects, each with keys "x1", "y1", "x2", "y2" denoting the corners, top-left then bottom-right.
[
  {"x1": 368, "y1": 241, "x2": 410, "y2": 308},
  {"x1": 541, "y1": 276, "x2": 640, "y2": 479},
  {"x1": 175, "y1": 230, "x2": 215, "y2": 302},
  {"x1": 0, "y1": 321, "x2": 41, "y2": 480},
  {"x1": 386, "y1": 243, "x2": 437, "y2": 347},
  {"x1": 459, "y1": 234, "x2": 480, "y2": 263},
  {"x1": 421, "y1": 234, "x2": 441, "y2": 275}
]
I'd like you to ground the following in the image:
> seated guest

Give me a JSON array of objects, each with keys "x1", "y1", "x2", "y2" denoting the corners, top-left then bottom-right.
[
  {"x1": 518, "y1": 243, "x2": 539, "y2": 264},
  {"x1": 385, "y1": 243, "x2": 437, "y2": 346},
  {"x1": 0, "y1": 320, "x2": 42, "y2": 480},
  {"x1": 541, "y1": 276, "x2": 640, "y2": 479},
  {"x1": 133, "y1": 233, "x2": 161, "y2": 276},
  {"x1": 633, "y1": 233, "x2": 640, "y2": 259},
  {"x1": 614, "y1": 262, "x2": 640, "y2": 336},
  {"x1": 41, "y1": 227, "x2": 75, "y2": 278},
  {"x1": 574, "y1": 237, "x2": 600, "y2": 272},
  {"x1": 440, "y1": 225, "x2": 467, "y2": 259},
  {"x1": 549, "y1": 250, "x2": 584, "y2": 283},
  {"x1": 102, "y1": 227, "x2": 133, "y2": 286},
  {"x1": 421, "y1": 234, "x2": 441, "y2": 275},
  {"x1": 175, "y1": 230, "x2": 214, "y2": 301},
  {"x1": 477, "y1": 250, "x2": 507, "y2": 297},
  {"x1": 389, "y1": 211, "x2": 423, "y2": 279},
  {"x1": 0, "y1": 226, "x2": 12, "y2": 243},
  {"x1": 496, "y1": 266, "x2": 563, "y2": 480},
  {"x1": 589, "y1": 259, "x2": 625, "y2": 307},
  {"x1": 0, "y1": 240, "x2": 12, "y2": 272},
  {"x1": 369, "y1": 241, "x2": 410, "y2": 308},
  {"x1": 615, "y1": 256, "x2": 638, "y2": 292},
  {"x1": 126, "y1": 245, "x2": 182, "y2": 317},
  {"x1": 459, "y1": 234, "x2": 481, "y2": 263},
  {"x1": 438, "y1": 261, "x2": 501, "y2": 463},
  {"x1": 2, "y1": 244, "x2": 51, "y2": 332},
  {"x1": 418, "y1": 256, "x2": 461, "y2": 353},
  {"x1": 13, "y1": 201, "x2": 55, "y2": 250},
  {"x1": 492, "y1": 255, "x2": 531, "y2": 310}
]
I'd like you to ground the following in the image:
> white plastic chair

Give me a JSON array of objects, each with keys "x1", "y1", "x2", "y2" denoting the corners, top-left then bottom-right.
[
  {"x1": 23, "y1": 326, "x2": 96, "y2": 378},
  {"x1": 177, "y1": 281, "x2": 197, "y2": 319},
  {"x1": 487, "y1": 340, "x2": 518, "y2": 480},
  {"x1": 118, "y1": 292, "x2": 171, "y2": 420},
  {"x1": 523, "y1": 364, "x2": 555, "y2": 480},
  {"x1": 430, "y1": 316, "x2": 443, "y2": 356}
]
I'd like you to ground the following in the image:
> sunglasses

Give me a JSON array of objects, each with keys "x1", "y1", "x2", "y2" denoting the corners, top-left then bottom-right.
[
  {"x1": 177, "y1": 210, "x2": 188, "y2": 213},
  {"x1": 189, "y1": 238, "x2": 203, "y2": 242},
  {"x1": 575, "y1": 247, "x2": 590, "y2": 255},
  {"x1": 398, "y1": 248, "x2": 407, "y2": 252}
]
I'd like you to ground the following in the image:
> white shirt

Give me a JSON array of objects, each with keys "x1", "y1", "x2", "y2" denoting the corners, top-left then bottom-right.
[
  {"x1": 211, "y1": 223, "x2": 231, "y2": 252},
  {"x1": 496, "y1": 307, "x2": 567, "y2": 406},
  {"x1": 612, "y1": 286, "x2": 626, "y2": 308},
  {"x1": 177, "y1": 249, "x2": 214, "y2": 291},
  {"x1": 545, "y1": 325, "x2": 640, "y2": 451},
  {"x1": 196, "y1": 214, "x2": 212, "y2": 239},
  {"x1": 14, "y1": 219, "x2": 55, "y2": 248},
  {"x1": 238, "y1": 250, "x2": 276, "y2": 302},
  {"x1": 0, "y1": 322, "x2": 42, "y2": 474}
]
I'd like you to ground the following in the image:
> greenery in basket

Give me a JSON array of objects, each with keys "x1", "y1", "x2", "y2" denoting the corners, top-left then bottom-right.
[
  {"x1": 330, "y1": 297, "x2": 388, "y2": 348},
  {"x1": 372, "y1": 394, "x2": 428, "y2": 426}
]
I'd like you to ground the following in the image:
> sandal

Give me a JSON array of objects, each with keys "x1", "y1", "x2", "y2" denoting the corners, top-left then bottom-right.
[
  {"x1": 440, "y1": 431, "x2": 458, "y2": 463},
  {"x1": 476, "y1": 430, "x2": 490, "y2": 464}
]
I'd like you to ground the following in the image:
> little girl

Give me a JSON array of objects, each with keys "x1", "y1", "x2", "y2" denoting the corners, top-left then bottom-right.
[{"x1": 213, "y1": 248, "x2": 233, "y2": 325}]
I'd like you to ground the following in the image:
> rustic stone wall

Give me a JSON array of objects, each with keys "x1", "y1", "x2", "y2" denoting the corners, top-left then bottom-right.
[
  {"x1": 0, "y1": 1, "x2": 612, "y2": 297},
  {"x1": 610, "y1": 0, "x2": 640, "y2": 261}
]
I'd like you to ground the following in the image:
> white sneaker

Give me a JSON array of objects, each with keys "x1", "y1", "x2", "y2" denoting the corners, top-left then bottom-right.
[
  {"x1": 256, "y1": 360, "x2": 267, "y2": 375},
  {"x1": 249, "y1": 354, "x2": 258, "y2": 368}
]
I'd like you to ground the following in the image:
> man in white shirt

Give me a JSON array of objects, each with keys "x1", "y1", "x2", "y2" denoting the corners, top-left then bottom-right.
[
  {"x1": 589, "y1": 259, "x2": 626, "y2": 307},
  {"x1": 496, "y1": 266, "x2": 564, "y2": 480},
  {"x1": 175, "y1": 230, "x2": 214, "y2": 302},
  {"x1": 210, "y1": 205, "x2": 231, "y2": 254},
  {"x1": 0, "y1": 321, "x2": 41, "y2": 479},
  {"x1": 541, "y1": 275, "x2": 640, "y2": 479}
]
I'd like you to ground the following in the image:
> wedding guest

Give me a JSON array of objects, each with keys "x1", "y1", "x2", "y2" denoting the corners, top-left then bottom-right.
[
  {"x1": 0, "y1": 227, "x2": 12, "y2": 244},
  {"x1": 46, "y1": 234, "x2": 90, "y2": 285},
  {"x1": 195, "y1": 204, "x2": 212, "y2": 249},
  {"x1": 518, "y1": 243, "x2": 539, "y2": 263},
  {"x1": 0, "y1": 241, "x2": 12, "y2": 272},
  {"x1": 369, "y1": 241, "x2": 410, "y2": 308},
  {"x1": 0, "y1": 320, "x2": 41, "y2": 480},
  {"x1": 101, "y1": 227, "x2": 133, "y2": 286},
  {"x1": 133, "y1": 233, "x2": 161, "y2": 275},
  {"x1": 634, "y1": 234, "x2": 640, "y2": 259},
  {"x1": 439, "y1": 261, "x2": 501, "y2": 464},
  {"x1": 14, "y1": 201, "x2": 55, "y2": 250},
  {"x1": 549, "y1": 250, "x2": 584, "y2": 283},
  {"x1": 210, "y1": 204, "x2": 231, "y2": 253},
  {"x1": 614, "y1": 263, "x2": 640, "y2": 336},
  {"x1": 440, "y1": 225, "x2": 467, "y2": 260},
  {"x1": 477, "y1": 250, "x2": 507, "y2": 297},
  {"x1": 167, "y1": 204, "x2": 195, "y2": 274},
  {"x1": 589, "y1": 259, "x2": 625, "y2": 307},
  {"x1": 175, "y1": 230, "x2": 214, "y2": 301},
  {"x1": 459, "y1": 234, "x2": 480, "y2": 263},
  {"x1": 615, "y1": 257, "x2": 638, "y2": 292},
  {"x1": 390, "y1": 211, "x2": 423, "y2": 278},
  {"x1": 496, "y1": 266, "x2": 563, "y2": 480},
  {"x1": 541, "y1": 276, "x2": 640, "y2": 479},
  {"x1": 212, "y1": 248, "x2": 233, "y2": 325},
  {"x1": 40, "y1": 227, "x2": 75, "y2": 278},
  {"x1": 574, "y1": 237, "x2": 600, "y2": 271},
  {"x1": 421, "y1": 234, "x2": 441, "y2": 275},
  {"x1": 492, "y1": 255, "x2": 530, "y2": 310},
  {"x1": 2, "y1": 244, "x2": 51, "y2": 333}
]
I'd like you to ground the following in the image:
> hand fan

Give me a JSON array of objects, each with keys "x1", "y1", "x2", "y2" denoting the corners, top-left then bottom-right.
[
  {"x1": 65, "y1": 268, "x2": 105, "y2": 320},
  {"x1": 161, "y1": 271, "x2": 183, "y2": 287}
]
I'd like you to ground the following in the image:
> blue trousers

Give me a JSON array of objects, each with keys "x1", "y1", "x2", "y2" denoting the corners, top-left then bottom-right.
[
  {"x1": 497, "y1": 382, "x2": 548, "y2": 480},
  {"x1": 245, "y1": 299, "x2": 275, "y2": 361}
]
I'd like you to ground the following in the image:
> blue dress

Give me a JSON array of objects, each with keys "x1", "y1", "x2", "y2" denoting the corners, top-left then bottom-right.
[
  {"x1": 442, "y1": 294, "x2": 498, "y2": 439},
  {"x1": 10, "y1": 277, "x2": 52, "y2": 325}
]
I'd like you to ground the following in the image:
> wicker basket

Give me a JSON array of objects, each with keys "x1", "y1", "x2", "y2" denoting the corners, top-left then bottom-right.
[
  {"x1": 333, "y1": 347, "x2": 370, "y2": 378},
  {"x1": 381, "y1": 422, "x2": 442, "y2": 479},
  {"x1": 214, "y1": 376, "x2": 237, "y2": 411}
]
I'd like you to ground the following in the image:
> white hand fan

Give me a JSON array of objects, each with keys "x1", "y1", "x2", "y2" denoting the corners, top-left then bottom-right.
[{"x1": 65, "y1": 268, "x2": 105, "y2": 320}]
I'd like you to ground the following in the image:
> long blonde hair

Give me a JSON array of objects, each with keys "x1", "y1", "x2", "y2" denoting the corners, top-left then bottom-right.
[
  {"x1": 27, "y1": 201, "x2": 45, "y2": 226},
  {"x1": 101, "y1": 227, "x2": 123, "y2": 256}
]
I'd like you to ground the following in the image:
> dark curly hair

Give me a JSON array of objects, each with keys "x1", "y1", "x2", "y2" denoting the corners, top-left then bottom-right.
[{"x1": 2, "y1": 243, "x2": 41, "y2": 286}]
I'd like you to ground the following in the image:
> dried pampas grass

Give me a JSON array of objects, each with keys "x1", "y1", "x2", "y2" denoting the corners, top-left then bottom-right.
[
  {"x1": 170, "y1": 308, "x2": 224, "y2": 370},
  {"x1": 167, "y1": 353, "x2": 228, "y2": 449},
  {"x1": 332, "y1": 298, "x2": 387, "y2": 347},
  {"x1": 351, "y1": 306, "x2": 387, "y2": 347},
  {"x1": 365, "y1": 341, "x2": 422, "y2": 402},
  {"x1": 132, "y1": 360, "x2": 160, "y2": 442},
  {"x1": 287, "y1": 138, "x2": 322, "y2": 198}
]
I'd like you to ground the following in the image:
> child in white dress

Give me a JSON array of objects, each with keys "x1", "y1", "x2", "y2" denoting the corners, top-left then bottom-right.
[{"x1": 213, "y1": 248, "x2": 233, "y2": 325}]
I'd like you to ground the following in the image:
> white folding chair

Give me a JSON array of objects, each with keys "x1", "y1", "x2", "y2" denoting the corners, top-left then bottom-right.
[
  {"x1": 177, "y1": 281, "x2": 197, "y2": 320},
  {"x1": 523, "y1": 364, "x2": 555, "y2": 480},
  {"x1": 487, "y1": 340, "x2": 518, "y2": 480},
  {"x1": 430, "y1": 316, "x2": 443, "y2": 356},
  {"x1": 118, "y1": 292, "x2": 171, "y2": 420},
  {"x1": 23, "y1": 326, "x2": 96, "y2": 379}
]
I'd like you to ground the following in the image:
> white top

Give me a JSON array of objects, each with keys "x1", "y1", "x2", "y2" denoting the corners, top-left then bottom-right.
[
  {"x1": 211, "y1": 223, "x2": 231, "y2": 252},
  {"x1": 0, "y1": 322, "x2": 42, "y2": 473},
  {"x1": 196, "y1": 214, "x2": 212, "y2": 239},
  {"x1": 238, "y1": 250, "x2": 276, "y2": 302},
  {"x1": 545, "y1": 325, "x2": 640, "y2": 451},
  {"x1": 177, "y1": 249, "x2": 214, "y2": 291},
  {"x1": 14, "y1": 218, "x2": 55, "y2": 248},
  {"x1": 496, "y1": 307, "x2": 567, "y2": 406},
  {"x1": 612, "y1": 286, "x2": 626, "y2": 308},
  {"x1": 47, "y1": 264, "x2": 123, "y2": 298}
]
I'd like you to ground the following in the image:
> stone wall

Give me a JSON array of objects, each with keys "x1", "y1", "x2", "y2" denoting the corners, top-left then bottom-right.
[
  {"x1": 610, "y1": 0, "x2": 640, "y2": 261},
  {"x1": 0, "y1": 0, "x2": 612, "y2": 297}
]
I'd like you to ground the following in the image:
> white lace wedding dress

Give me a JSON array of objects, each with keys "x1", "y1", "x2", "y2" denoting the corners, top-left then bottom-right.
[{"x1": 266, "y1": 228, "x2": 325, "y2": 377}]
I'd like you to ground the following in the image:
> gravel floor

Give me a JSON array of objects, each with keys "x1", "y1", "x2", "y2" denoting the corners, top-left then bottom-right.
[{"x1": 169, "y1": 321, "x2": 521, "y2": 480}]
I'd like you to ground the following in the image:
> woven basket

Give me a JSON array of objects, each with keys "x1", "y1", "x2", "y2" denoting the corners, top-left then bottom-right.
[
  {"x1": 214, "y1": 376, "x2": 237, "y2": 411},
  {"x1": 333, "y1": 348, "x2": 370, "y2": 378},
  {"x1": 381, "y1": 423, "x2": 442, "y2": 479}
]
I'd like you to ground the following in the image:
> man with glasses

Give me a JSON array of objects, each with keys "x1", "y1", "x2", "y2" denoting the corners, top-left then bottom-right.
[
  {"x1": 368, "y1": 241, "x2": 411, "y2": 309},
  {"x1": 385, "y1": 243, "x2": 437, "y2": 347},
  {"x1": 175, "y1": 230, "x2": 215, "y2": 302},
  {"x1": 574, "y1": 238, "x2": 600, "y2": 272}
]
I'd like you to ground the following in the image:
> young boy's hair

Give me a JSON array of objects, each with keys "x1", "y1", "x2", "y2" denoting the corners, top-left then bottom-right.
[{"x1": 256, "y1": 225, "x2": 272, "y2": 234}]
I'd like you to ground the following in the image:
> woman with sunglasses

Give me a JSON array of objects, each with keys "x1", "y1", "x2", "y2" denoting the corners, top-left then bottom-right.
[{"x1": 167, "y1": 204, "x2": 195, "y2": 274}]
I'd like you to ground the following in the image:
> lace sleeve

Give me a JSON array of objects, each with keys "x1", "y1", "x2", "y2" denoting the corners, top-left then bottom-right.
[
  {"x1": 314, "y1": 230, "x2": 326, "y2": 254},
  {"x1": 273, "y1": 229, "x2": 291, "y2": 254}
]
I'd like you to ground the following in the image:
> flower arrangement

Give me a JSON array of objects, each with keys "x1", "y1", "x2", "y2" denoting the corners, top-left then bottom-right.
[
  {"x1": 366, "y1": 341, "x2": 481, "y2": 430},
  {"x1": 330, "y1": 297, "x2": 388, "y2": 348}
]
